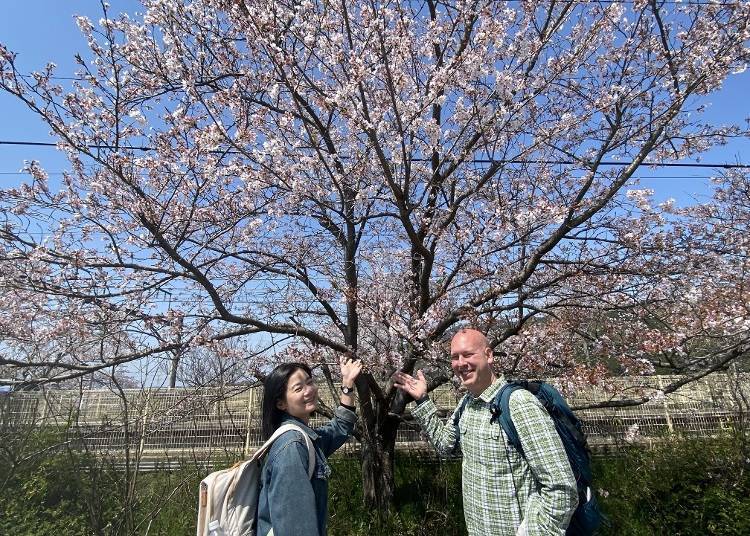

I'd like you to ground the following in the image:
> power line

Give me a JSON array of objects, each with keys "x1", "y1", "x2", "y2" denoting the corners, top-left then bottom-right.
[
  {"x1": 0, "y1": 140, "x2": 151, "y2": 151},
  {"x1": 1, "y1": 140, "x2": 748, "y2": 169},
  {"x1": 0, "y1": 172, "x2": 68, "y2": 176}
]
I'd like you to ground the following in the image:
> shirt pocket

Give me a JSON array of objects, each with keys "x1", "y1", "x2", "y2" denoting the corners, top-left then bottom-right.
[
  {"x1": 466, "y1": 419, "x2": 523, "y2": 475},
  {"x1": 459, "y1": 417, "x2": 499, "y2": 463},
  {"x1": 475, "y1": 424, "x2": 505, "y2": 468}
]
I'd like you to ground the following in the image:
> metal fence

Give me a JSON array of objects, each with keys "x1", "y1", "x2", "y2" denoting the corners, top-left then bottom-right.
[{"x1": 1, "y1": 373, "x2": 747, "y2": 467}]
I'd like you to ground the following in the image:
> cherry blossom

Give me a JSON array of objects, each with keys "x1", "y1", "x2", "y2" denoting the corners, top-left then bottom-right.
[{"x1": 1, "y1": 0, "x2": 748, "y2": 509}]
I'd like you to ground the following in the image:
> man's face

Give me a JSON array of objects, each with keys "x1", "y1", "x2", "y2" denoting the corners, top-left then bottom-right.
[{"x1": 450, "y1": 330, "x2": 495, "y2": 396}]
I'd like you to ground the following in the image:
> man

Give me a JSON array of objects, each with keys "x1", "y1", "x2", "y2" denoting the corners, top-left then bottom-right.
[{"x1": 393, "y1": 328, "x2": 577, "y2": 536}]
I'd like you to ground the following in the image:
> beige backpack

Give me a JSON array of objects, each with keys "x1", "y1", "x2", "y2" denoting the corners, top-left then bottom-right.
[{"x1": 196, "y1": 423, "x2": 315, "y2": 536}]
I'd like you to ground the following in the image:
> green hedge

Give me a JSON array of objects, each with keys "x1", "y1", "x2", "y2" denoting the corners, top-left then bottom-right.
[
  {"x1": 1, "y1": 434, "x2": 748, "y2": 535},
  {"x1": 595, "y1": 437, "x2": 750, "y2": 536}
]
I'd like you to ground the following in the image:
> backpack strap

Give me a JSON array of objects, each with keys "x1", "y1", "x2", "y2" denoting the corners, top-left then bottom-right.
[
  {"x1": 492, "y1": 380, "x2": 593, "y2": 481},
  {"x1": 225, "y1": 423, "x2": 315, "y2": 499},
  {"x1": 252, "y1": 423, "x2": 316, "y2": 478},
  {"x1": 489, "y1": 380, "x2": 527, "y2": 455},
  {"x1": 450, "y1": 394, "x2": 471, "y2": 454},
  {"x1": 451, "y1": 394, "x2": 471, "y2": 427}
]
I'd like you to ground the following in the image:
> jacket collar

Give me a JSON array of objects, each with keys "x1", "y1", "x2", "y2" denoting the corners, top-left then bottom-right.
[{"x1": 279, "y1": 412, "x2": 320, "y2": 441}]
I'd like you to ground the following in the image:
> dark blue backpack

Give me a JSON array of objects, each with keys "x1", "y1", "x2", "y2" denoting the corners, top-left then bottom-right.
[{"x1": 453, "y1": 379, "x2": 606, "y2": 535}]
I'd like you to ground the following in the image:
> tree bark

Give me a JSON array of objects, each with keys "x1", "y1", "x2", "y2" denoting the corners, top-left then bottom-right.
[
  {"x1": 361, "y1": 412, "x2": 398, "y2": 517},
  {"x1": 356, "y1": 385, "x2": 401, "y2": 512},
  {"x1": 360, "y1": 430, "x2": 396, "y2": 513},
  {"x1": 168, "y1": 351, "x2": 179, "y2": 389}
]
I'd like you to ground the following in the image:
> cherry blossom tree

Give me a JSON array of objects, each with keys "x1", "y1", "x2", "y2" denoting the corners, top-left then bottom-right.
[
  {"x1": 498, "y1": 173, "x2": 750, "y2": 403},
  {"x1": 1, "y1": 0, "x2": 749, "y2": 508}
]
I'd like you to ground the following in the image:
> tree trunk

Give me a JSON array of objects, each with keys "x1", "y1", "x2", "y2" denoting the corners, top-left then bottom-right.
[
  {"x1": 358, "y1": 395, "x2": 401, "y2": 513},
  {"x1": 359, "y1": 382, "x2": 400, "y2": 510},
  {"x1": 360, "y1": 432, "x2": 396, "y2": 513},
  {"x1": 168, "y1": 353, "x2": 179, "y2": 388}
]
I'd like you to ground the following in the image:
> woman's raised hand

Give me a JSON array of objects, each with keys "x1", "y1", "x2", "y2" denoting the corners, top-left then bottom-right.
[{"x1": 339, "y1": 354, "x2": 362, "y2": 387}]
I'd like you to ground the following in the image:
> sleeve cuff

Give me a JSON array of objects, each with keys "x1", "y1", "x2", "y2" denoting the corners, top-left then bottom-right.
[
  {"x1": 415, "y1": 395, "x2": 429, "y2": 406},
  {"x1": 334, "y1": 404, "x2": 358, "y2": 424},
  {"x1": 410, "y1": 398, "x2": 436, "y2": 421}
]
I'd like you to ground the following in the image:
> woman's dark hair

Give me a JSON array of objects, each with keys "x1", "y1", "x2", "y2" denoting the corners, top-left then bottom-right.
[{"x1": 261, "y1": 362, "x2": 313, "y2": 440}]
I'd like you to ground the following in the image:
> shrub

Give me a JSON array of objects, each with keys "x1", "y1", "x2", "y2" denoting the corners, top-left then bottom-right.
[
  {"x1": 0, "y1": 431, "x2": 118, "y2": 535},
  {"x1": 327, "y1": 454, "x2": 464, "y2": 536},
  {"x1": 2, "y1": 431, "x2": 749, "y2": 535},
  {"x1": 595, "y1": 437, "x2": 750, "y2": 536}
]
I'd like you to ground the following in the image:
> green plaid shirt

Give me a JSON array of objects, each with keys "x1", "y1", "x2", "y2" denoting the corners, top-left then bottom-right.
[{"x1": 411, "y1": 378, "x2": 578, "y2": 536}]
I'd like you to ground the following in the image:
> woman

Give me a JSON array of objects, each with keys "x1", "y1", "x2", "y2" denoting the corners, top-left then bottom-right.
[{"x1": 256, "y1": 355, "x2": 362, "y2": 536}]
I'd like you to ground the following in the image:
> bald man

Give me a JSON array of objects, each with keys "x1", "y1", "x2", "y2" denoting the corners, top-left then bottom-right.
[{"x1": 394, "y1": 329, "x2": 577, "y2": 536}]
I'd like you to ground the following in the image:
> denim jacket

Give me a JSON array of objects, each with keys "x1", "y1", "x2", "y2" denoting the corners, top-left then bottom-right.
[{"x1": 256, "y1": 406, "x2": 357, "y2": 536}]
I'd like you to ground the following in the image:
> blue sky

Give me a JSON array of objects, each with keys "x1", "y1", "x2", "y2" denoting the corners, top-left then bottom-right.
[{"x1": 1, "y1": 0, "x2": 748, "y2": 205}]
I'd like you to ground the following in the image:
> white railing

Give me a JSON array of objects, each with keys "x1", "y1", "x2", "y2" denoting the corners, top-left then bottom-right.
[{"x1": 2, "y1": 373, "x2": 747, "y2": 463}]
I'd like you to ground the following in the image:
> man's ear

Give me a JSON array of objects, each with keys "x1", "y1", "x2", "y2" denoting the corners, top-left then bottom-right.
[
  {"x1": 486, "y1": 346, "x2": 494, "y2": 365},
  {"x1": 276, "y1": 398, "x2": 287, "y2": 411}
]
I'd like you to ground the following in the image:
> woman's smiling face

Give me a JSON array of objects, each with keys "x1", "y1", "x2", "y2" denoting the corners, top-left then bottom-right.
[{"x1": 277, "y1": 368, "x2": 319, "y2": 422}]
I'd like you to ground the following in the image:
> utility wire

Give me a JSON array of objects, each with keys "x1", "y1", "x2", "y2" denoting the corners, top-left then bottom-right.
[
  {"x1": 1, "y1": 140, "x2": 748, "y2": 169},
  {"x1": 0, "y1": 140, "x2": 151, "y2": 151}
]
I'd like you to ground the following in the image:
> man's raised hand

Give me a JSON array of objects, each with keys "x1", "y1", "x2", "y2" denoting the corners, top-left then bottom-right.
[{"x1": 393, "y1": 370, "x2": 428, "y2": 401}]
